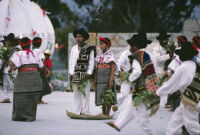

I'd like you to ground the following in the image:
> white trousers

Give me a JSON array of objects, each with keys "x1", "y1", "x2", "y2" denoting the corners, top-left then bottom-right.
[
  {"x1": 0, "y1": 74, "x2": 13, "y2": 101},
  {"x1": 0, "y1": 86, "x2": 9, "y2": 100},
  {"x1": 114, "y1": 99, "x2": 156, "y2": 135},
  {"x1": 117, "y1": 81, "x2": 131, "y2": 107},
  {"x1": 3, "y1": 74, "x2": 13, "y2": 93},
  {"x1": 73, "y1": 81, "x2": 90, "y2": 115},
  {"x1": 166, "y1": 103, "x2": 200, "y2": 135}
]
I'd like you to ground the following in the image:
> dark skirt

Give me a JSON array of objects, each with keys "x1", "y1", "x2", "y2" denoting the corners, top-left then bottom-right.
[
  {"x1": 40, "y1": 70, "x2": 51, "y2": 97},
  {"x1": 12, "y1": 91, "x2": 41, "y2": 121},
  {"x1": 95, "y1": 67, "x2": 117, "y2": 106},
  {"x1": 14, "y1": 65, "x2": 43, "y2": 93},
  {"x1": 12, "y1": 64, "x2": 43, "y2": 121}
]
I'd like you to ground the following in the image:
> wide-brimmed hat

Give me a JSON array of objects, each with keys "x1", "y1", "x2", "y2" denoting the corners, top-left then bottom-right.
[
  {"x1": 175, "y1": 41, "x2": 198, "y2": 61},
  {"x1": 157, "y1": 32, "x2": 170, "y2": 40},
  {"x1": 0, "y1": 33, "x2": 15, "y2": 43},
  {"x1": 127, "y1": 33, "x2": 152, "y2": 49},
  {"x1": 4, "y1": 33, "x2": 15, "y2": 41},
  {"x1": 73, "y1": 28, "x2": 90, "y2": 40},
  {"x1": 127, "y1": 34, "x2": 137, "y2": 45},
  {"x1": 44, "y1": 50, "x2": 52, "y2": 56}
]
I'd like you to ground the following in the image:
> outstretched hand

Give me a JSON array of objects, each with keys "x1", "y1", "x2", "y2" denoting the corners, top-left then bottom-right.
[{"x1": 85, "y1": 74, "x2": 90, "y2": 79}]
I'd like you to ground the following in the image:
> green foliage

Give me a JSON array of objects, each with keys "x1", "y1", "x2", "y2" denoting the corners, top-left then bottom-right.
[
  {"x1": 133, "y1": 91, "x2": 154, "y2": 108},
  {"x1": 100, "y1": 88, "x2": 116, "y2": 105},
  {"x1": 74, "y1": 0, "x2": 200, "y2": 32},
  {"x1": 8, "y1": 72, "x2": 15, "y2": 83},
  {"x1": 53, "y1": 74, "x2": 65, "y2": 81},
  {"x1": 165, "y1": 41, "x2": 176, "y2": 54},
  {"x1": 32, "y1": 0, "x2": 200, "y2": 65},
  {"x1": 78, "y1": 79, "x2": 89, "y2": 97},
  {"x1": 0, "y1": 47, "x2": 13, "y2": 61},
  {"x1": 119, "y1": 71, "x2": 130, "y2": 84},
  {"x1": 157, "y1": 75, "x2": 168, "y2": 86}
]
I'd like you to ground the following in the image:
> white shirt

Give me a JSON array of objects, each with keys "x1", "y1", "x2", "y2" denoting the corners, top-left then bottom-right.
[
  {"x1": 95, "y1": 49, "x2": 119, "y2": 73},
  {"x1": 11, "y1": 50, "x2": 43, "y2": 68},
  {"x1": 118, "y1": 50, "x2": 131, "y2": 73},
  {"x1": 167, "y1": 55, "x2": 181, "y2": 76},
  {"x1": 156, "y1": 60, "x2": 196, "y2": 96},
  {"x1": 152, "y1": 43, "x2": 170, "y2": 74},
  {"x1": 195, "y1": 50, "x2": 200, "y2": 65},
  {"x1": 69, "y1": 44, "x2": 95, "y2": 75},
  {"x1": 32, "y1": 48, "x2": 45, "y2": 63}
]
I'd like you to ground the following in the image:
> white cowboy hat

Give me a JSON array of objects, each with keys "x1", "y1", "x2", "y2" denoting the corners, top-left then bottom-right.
[{"x1": 44, "y1": 50, "x2": 52, "y2": 56}]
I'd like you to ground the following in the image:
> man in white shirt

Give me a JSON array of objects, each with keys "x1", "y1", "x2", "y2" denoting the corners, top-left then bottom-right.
[
  {"x1": 0, "y1": 59, "x2": 10, "y2": 103},
  {"x1": 152, "y1": 32, "x2": 171, "y2": 75},
  {"x1": 69, "y1": 28, "x2": 95, "y2": 115},
  {"x1": 0, "y1": 33, "x2": 18, "y2": 103},
  {"x1": 107, "y1": 33, "x2": 159, "y2": 135},
  {"x1": 112, "y1": 35, "x2": 135, "y2": 112},
  {"x1": 156, "y1": 42, "x2": 200, "y2": 135},
  {"x1": 152, "y1": 32, "x2": 172, "y2": 108}
]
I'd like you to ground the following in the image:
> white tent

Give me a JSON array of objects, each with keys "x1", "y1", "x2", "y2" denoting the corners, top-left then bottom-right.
[{"x1": 0, "y1": 0, "x2": 55, "y2": 53}]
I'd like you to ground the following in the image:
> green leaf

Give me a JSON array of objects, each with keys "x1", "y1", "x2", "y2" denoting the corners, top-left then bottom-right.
[{"x1": 100, "y1": 88, "x2": 116, "y2": 105}]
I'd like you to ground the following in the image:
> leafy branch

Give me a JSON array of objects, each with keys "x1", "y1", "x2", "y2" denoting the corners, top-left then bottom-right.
[
  {"x1": 133, "y1": 91, "x2": 154, "y2": 109},
  {"x1": 78, "y1": 79, "x2": 90, "y2": 97},
  {"x1": 0, "y1": 46, "x2": 13, "y2": 61},
  {"x1": 119, "y1": 71, "x2": 130, "y2": 84},
  {"x1": 53, "y1": 73, "x2": 66, "y2": 81},
  {"x1": 165, "y1": 41, "x2": 176, "y2": 54},
  {"x1": 100, "y1": 88, "x2": 116, "y2": 105}
]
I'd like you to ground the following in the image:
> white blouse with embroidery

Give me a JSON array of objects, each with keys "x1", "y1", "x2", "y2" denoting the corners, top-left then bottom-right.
[
  {"x1": 95, "y1": 49, "x2": 119, "y2": 72},
  {"x1": 11, "y1": 50, "x2": 43, "y2": 68}
]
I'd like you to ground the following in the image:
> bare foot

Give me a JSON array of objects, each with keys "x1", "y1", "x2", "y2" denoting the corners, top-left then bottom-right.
[
  {"x1": 38, "y1": 101, "x2": 48, "y2": 104},
  {"x1": 0, "y1": 99, "x2": 11, "y2": 103},
  {"x1": 106, "y1": 121, "x2": 120, "y2": 132}
]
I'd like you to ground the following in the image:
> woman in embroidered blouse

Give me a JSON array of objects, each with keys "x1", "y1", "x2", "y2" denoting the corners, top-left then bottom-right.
[{"x1": 94, "y1": 37, "x2": 117, "y2": 116}]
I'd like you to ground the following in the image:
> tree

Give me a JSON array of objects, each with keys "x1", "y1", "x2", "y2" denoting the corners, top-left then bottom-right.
[
  {"x1": 32, "y1": 0, "x2": 200, "y2": 66},
  {"x1": 73, "y1": 0, "x2": 200, "y2": 32}
]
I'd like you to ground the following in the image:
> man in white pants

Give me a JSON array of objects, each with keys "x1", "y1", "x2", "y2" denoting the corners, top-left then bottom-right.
[
  {"x1": 156, "y1": 42, "x2": 200, "y2": 135},
  {"x1": 112, "y1": 35, "x2": 135, "y2": 111},
  {"x1": 107, "y1": 33, "x2": 159, "y2": 135},
  {"x1": 152, "y1": 32, "x2": 171, "y2": 107},
  {"x1": 0, "y1": 33, "x2": 18, "y2": 103},
  {"x1": 69, "y1": 28, "x2": 95, "y2": 115},
  {"x1": 0, "y1": 59, "x2": 10, "y2": 103}
]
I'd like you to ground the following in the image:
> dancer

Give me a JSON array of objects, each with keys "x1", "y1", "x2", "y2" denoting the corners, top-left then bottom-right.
[
  {"x1": 156, "y1": 41, "x2": 200, "y2": 135},
  {"x1": 107, "y1": 33, "x2": 160, "y2": 135}
]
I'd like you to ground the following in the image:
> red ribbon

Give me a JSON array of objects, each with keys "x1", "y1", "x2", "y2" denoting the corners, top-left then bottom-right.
[
  {"x1": 195, "y1": 36, "x2": 200, "y2": 44},
  {"x1": 18, "y1": 40, "x2": 32, "y2": 47},
  {"x1": 22, "y1": 49, "x2": 35, "y2": 58},
  {"x1": 177, "y1": 36, "x2": 186, "y2": 43},
  {"x1": 32, "y1": 29, "x2": 36, "y2": 36},
  {"x1": 99, "y1": 37, "x2": 111, "y2": 46},
  {"x1": 32, "y1": 39, "x2": 42, "y2": 43},
  {"x1": 192, "y1": 44, "x2": 200, "y2": 50}
]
